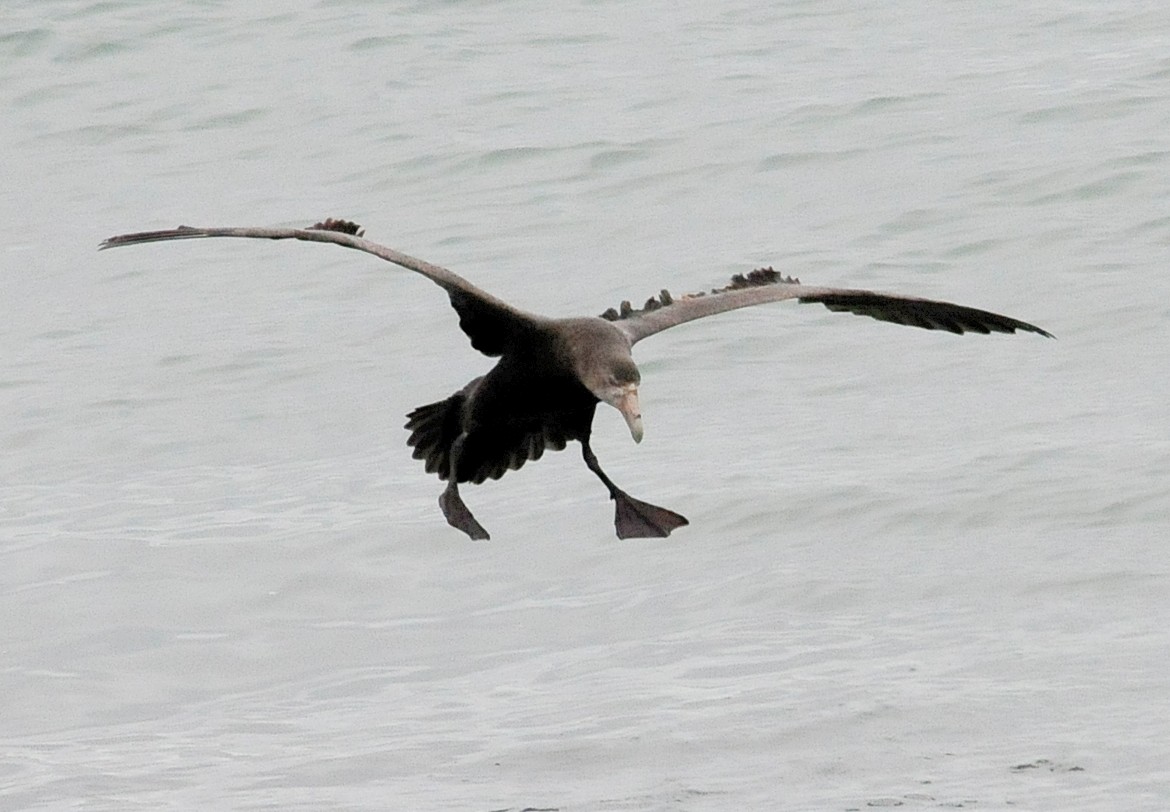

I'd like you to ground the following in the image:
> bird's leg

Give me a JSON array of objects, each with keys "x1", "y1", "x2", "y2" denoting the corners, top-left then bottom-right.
[
  {"x1": 581, "y1": 441, "x2": 688, "y2": 539},
  {"x1": 438, "y1": 434, "x2": 490, "y2": 540}
]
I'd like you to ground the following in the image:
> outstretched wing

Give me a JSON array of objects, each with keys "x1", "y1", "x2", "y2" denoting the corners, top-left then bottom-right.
[
  {"x1": 605, "y1": 267, "x2": 1053, "y2": 344},
  {"x1": 99, "y1": 219, "x2": 541, "y2": 357}
]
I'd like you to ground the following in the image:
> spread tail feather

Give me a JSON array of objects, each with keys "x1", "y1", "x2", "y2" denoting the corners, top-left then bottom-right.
[{"x1": 405, "y1": 391, "x2": 468, "y2": 480}]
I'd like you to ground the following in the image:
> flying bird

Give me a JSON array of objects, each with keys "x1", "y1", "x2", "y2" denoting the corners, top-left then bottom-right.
[{"x1": 100, "y1": 219, "x2": 1052, "y2": 540}]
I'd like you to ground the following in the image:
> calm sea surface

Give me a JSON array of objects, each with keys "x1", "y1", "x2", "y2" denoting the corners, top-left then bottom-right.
[{"x1": 3, "y1": 1, "x2": 1169, "y2": 809}]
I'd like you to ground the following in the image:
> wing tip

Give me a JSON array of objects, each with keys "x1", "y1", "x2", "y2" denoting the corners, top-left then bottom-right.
[
  {"x1": 99, "y1": 218, "x2": 365, "y2": 251},
  {"x1": 98, "y1": 225, "x2": 200, "y2": 251}
]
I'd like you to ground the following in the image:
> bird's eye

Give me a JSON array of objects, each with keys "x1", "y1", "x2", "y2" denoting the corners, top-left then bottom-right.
[{"x1": 608, "y1": 362, "x2": 640, "y2": 387}]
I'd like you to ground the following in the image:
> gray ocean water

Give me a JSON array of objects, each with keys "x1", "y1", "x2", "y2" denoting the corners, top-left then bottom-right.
[{"x1": 3, "y1": 1, "x2": 1169, "y2": 809}]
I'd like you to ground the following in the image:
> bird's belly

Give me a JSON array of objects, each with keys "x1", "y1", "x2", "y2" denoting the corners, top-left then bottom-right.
[{"x1": 465, "y1": 370, "x2": 595, "y2": 438}]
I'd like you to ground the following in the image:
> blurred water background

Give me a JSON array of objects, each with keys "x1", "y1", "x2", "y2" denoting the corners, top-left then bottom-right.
[{"x1": 3, "y1": 1, "x2": 1169, "y2": 809}]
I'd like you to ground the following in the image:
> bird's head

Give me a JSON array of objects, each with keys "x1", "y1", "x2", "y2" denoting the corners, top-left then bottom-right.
[
  {"x1": 593, "y1": 356, "x2": 643, "y2": 444},
  {"x1": 565, "y1": 319, "x2": 644, "y2": 443}
]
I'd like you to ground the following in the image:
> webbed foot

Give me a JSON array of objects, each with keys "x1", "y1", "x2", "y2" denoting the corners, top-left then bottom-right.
[
  {"x1": 439, "y1": 486, "x2": 490, "y2": 540},
  {"x1": 612, "y1": 490, "x2": 689, "y2": 539}
]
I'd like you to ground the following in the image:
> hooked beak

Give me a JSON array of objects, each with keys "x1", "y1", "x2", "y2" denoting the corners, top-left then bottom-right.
[{"x1": 615, "y1": 384, "x2": 644, "y2": 444}]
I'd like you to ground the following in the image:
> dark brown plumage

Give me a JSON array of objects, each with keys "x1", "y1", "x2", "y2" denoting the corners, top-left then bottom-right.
[{"x1": 100, "y1": 218, "x2": 1052, "y2": 539}]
